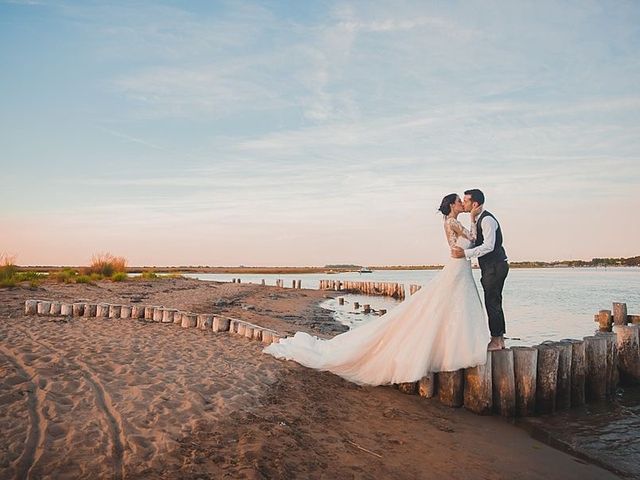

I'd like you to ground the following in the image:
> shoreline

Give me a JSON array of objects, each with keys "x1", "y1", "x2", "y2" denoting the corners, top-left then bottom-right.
[
  {"x1": 15, "y1": 264, "x2": 640, "y2": 274},
  {"x1": 0, "y1": 278, "x2": 628, "y2": 478}
]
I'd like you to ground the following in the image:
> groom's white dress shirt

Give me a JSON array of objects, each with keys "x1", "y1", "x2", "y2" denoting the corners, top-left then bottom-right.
[{"x1": 463, "y1": 207, "x2": 506, "y2": 260}]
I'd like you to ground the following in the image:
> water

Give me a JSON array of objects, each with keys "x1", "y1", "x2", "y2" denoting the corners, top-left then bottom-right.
[{"x1": 186, "y1": 267, "x2": 640, "y2": 346}]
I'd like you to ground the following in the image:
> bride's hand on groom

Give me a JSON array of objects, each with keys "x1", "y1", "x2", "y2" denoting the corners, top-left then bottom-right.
[
  {"x1": 470, "y1": 205, "x2": 482, "y2": 222},
  {"x1": 451, "y1": 246, "x2": 465, "y2": 258}
]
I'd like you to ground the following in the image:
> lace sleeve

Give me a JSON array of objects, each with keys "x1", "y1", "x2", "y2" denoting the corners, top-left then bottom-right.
[
  {"x1": 445, "y1": 218, "x2": 475, "y2": 246},
  {"x1": 444, "y1": 218, "x2": 458, "y2": 247}
]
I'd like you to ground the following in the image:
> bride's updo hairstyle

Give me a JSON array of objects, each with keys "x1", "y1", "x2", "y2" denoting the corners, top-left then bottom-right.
[{"x1": 438, "y1": 193, "x2": 458, "y2": 216}]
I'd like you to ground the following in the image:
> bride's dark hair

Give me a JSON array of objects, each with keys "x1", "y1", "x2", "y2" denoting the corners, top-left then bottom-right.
[{"x1": 438, "y1": 193, "x2": 458, "y2": 216}]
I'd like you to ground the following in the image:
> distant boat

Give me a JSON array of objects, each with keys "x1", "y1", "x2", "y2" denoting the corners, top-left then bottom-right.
[{"x1": 359, "y1": 267, "x2": 373, "y2": 273}]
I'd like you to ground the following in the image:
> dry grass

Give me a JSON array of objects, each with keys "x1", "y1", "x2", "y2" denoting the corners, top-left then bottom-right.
[{"x1": 86, "y1": 253, "x2": 127, "y2": 277}]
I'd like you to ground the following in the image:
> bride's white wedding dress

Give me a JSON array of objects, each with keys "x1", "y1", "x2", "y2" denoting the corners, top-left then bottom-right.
[{"x1": 264, "y1": 217, "x2": 491, "y2": 386}]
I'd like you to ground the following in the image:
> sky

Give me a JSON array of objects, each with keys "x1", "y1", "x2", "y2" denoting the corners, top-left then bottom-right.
[{"x1": 1, "y1": 0, "x2": 639, "y2": 266}]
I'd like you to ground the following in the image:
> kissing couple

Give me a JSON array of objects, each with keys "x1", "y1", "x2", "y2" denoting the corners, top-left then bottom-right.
[{"x1": 265, "y1": 189, "x2": 509, "y2": 386}]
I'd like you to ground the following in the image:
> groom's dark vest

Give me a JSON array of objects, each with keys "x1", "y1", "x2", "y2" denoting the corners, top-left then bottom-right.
[{"x1": 476, "y1": 210, "x2": 507, "y2": 268}]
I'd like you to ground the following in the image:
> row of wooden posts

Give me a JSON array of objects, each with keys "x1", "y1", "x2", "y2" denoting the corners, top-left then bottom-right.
[
  {"x1": 319, "y1": 280, "x2": 422, "y2": 299},
  {"x1": 24, "y1": 299, "x2": 281, "y2": 345},
  {"x1": 231, "y1": 278, "x2": 303, "y2": 289},
  {"x1": 395, "y1": 302, "x2": 640, "y2": 417}
]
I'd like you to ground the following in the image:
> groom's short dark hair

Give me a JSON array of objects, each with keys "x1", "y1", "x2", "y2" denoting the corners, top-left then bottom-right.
[{"x1": 464, "y1": 189, "x2": 485, "y2": 205}]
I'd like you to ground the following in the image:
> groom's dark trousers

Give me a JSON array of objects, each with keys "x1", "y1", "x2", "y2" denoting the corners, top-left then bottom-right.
[{"x1": 480, "y1": 260, "x2": 509, "y2": 337}]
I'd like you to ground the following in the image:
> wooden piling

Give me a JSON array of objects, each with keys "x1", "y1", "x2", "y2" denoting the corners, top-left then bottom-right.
[
  {"x1": 563, "y1": 339, "x2": 586, "y2": 407},
  {"x1": 120, "y1": 306, "x2": 132, "y2": 319},
  {"x1": 60, "y1": 303, "x2": 73, "y2": 316},
  {"x1": 363, "y1": 304, "x2": 371, "y2": 314},
  {"x1": 197, "y1": 314, "x2": 214, "y2": 330},
  {"x1": 181, "y1": 313, "x2": 197, "y2": 328},
  {"x1": 398, "y1": 382, "x2": 418, "y2": 395},
  {"x1": 96, "y1": 303, "x2": 110, "y2": 317},
  {"x1": 261, "y1": 330, "x2": 273, "y2": 344},
  {"x1": 596, "y1": 332, "x2": 619, "y2": 395},
  {"x1": 438, "y1": 370, "x2": 464, "y2": 407},
  {"x1": 84, "y1": 303, "x2": 97, "y2": 317},
  {"x1": 72, "y1": 303, "x2": 85, "y2": 317},
  {"x1": 553, "y1": 341, "x2": 573, "y2": 410},
  {"x1": 110, "y1": 305, "x2": 123, "y2": 319},
  {"x1": 213, "y1": 316, "x2": 230, "y2": 332},
  {"x1": 144, "y1": 306, "x2": 156, "y2": 320},
  {"x1": 338, "y1": 298, "x2": 344, "y2": 305},
  {"x1": 50, "y1": 302, "x2": 61, "y2": 315},
  {"x1": 512, "y1": 346, "x2": 537, "y2": 417},
  {"x1": 464, "y1": 352, "x2": 492, "y2": 415},
  {"x1": 152, "y1": 307, "x2": 163, "y2": 322},
  {"x1": 37, "y1": 301, "x2": 51, "y2": 315},
  {"x1": 418, "y1": 373, "x2": 436, "y2": 398},
  {"x1": 491, "y1": 349, "x2": 516, "y2": 417},
  {"x1": 534, "y1": 344, "x2": 560, "y2": 415},
  {"x1": 613, "y1": 325, "x2": 640, "y2": 385},
  {"x1": 173, "y1": 311, "x2": 184, "y2": 325},
  {"x1": 162, "y1": 309, "x2": 176, "y2": 323},
  {"x1": 25, "y1": 300, "x2": 38, "y2": 315},
  {"x1": 596, "y1": 310, "x2": 613, "y2": 332},
  {"x1": 130, "y1": 305, "x2": 145, "y2": 319},
  {"x1": 583, "y1": 335, "x2": 608, "y2": 401},
  {"x1": 613, "y1": 302, "x2": 628, "y2": 326}
]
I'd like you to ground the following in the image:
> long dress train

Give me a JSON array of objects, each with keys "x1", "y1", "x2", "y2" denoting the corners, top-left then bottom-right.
[{"x1": 263, "y1": 218, "x2": 491, "y2": 386}]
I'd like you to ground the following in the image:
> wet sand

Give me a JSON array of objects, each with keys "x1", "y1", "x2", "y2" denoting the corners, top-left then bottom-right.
[{"x1": 0, "y1": 278, "x2": 622, "y2": 479}]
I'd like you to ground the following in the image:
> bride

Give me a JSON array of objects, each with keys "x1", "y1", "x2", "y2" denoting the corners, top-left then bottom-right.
[{"x1": 264, "y1": 193, "x2": 491, "y2": 386}]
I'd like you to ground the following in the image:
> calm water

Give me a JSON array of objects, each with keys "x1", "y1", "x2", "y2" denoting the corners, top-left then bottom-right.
[{"x1": 186, "y1": 267, "x2": 640, "y2": 346}]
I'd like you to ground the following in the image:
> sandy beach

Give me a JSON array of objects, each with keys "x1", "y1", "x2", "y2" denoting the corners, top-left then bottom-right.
[{"x1": 0, "y1": 278, "x2": 621, "y2": 479}]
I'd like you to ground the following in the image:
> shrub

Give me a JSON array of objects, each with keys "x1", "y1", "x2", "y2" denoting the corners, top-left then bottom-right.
[
  {"x1": 111, "y1": 272, "x2": 127, "y2": 282},
  {"x1": 53, "y1": 268, "x2": 79, "y2": 283},
  {"x1": 75, "y1": 275, "x2": 92, "y2": 284},
  {"x1": 0, "y1": 253, "x2": 17, "y2": 286},
  {"x1": 141, "y1": 270, "x2": 158, "y2": 280},
  {"x1": 88, "y1": 253, "x2": 127, "y2": 277}
]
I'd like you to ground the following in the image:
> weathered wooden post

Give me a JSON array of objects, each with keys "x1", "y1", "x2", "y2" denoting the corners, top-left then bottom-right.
[
  {"x1": 596, "y1": 310, "x2": 613, "y2": 332},
  {"x1": 261, "y1": 279, "x2": 266, "y2": 286},
  {"x1": 534, "y1": 344, "x2": 560, "y2": 415},
  {"x1": 596, "y1": 331, "x2": 619, "y2": 395},
  {"x1": 354, "y1": 302, "x2": 360, "y2": 309},
  {"x1": 563, "y1": 339, "x2": 586, "y2": 407},
  {"x1": 197, "y1": 314, "x2": 213, "y2": 330},
  {"x1": 583, "y1": 335, "x2": 607, "y2": 401},
  {"x1": 512, "y1": 346, "x2": 537, "y2": 417},
  {"x1": 398, "y1": 382, "x2": 418, "y2": 394},
  {"x1": 213, "y1": 316, "x2": 230, "y2": 332},
  {"x1": 363, "y1": 304, "x2": 371, "y2": 314},
  {"x1": 553, "y1": 342, "x2": 573, "y2": 410},
  {"x1": 244, "y1": 325, "x2": 255, "y2": 339},
  {"x1": 72, "y1": 303, "x2": 85, "y2": 317},
  {"x1": 181, "y1": 313, "x2": 197, "y2": 328},
  {"x1": 60, "y1": 303, "x2": 73, "y2": 316},
  {"x1": 418, "y1": 373, "x2": 436, "y2": 398},
  {"x1": 236, "y1": 322, "x2": 247, "y2": 336},
  {"x1": 253, "y1": 328, "x2": 263, "y2": 341},
  {"x1": 152, "y1": 307, "x2": 163, "y2": 322},
  {"x1": 130, "y1": 305, "x2": 145, "y2": 319},
  {"x1": 144, "y1": 306, "x2": 156, "y2": 320},
  {"x1": 338, "y1": 298, "x2": 344, "y2": 305},
  {"x1": 613, "y1": 302, "x2": 628, "y2": 326},
  {"x1": 261, "y1": 330, "x2": 273, "y2": 344},
  {"x1": 292, "y1": 280, "x2": 296, "y2": 288},
  {"x1": 491, "y1": 349, "x2": 516, "y2": 417},
  {"x1": 613, "y1": 324, "x2": 640, "y2": 385},
  {"x1": 25, "y1": 300, "x2": 38, "y2": 315},
  {"x1": 96, "y1": 303, "x2": 110, "y2": 317},
  {"x1": 84, "y1": 303, "x2": 97, "y2": 317},
  {"x1": 438, "y1": 370, "x2": 464, "y2": 407},
  {"x1": 50, "y1": 301, "x2": 61, "y2": 315},
  {"x1": 464, "y1": 352, "x2": 492, "y2": 415},
  {"x1": 37, "y1": 301, "x2": 51, "y2": 315},
  {"x1": 120, "y1": 305, "x2": 132, "y2": 319},
  {"x1": 162, "y1": 309, "x2": 176, "y2": 323},
  {"x1": 109, "y1": 305, "x2": 123, "y2": 319},
  {"x1": 173, "y1": 311, "x2": 184, "y2": 325}
]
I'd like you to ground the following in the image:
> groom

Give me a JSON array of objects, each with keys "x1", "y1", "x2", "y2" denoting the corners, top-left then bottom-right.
[{"x1": 451, "y1": 189, "x2": 509, "y2": 350}]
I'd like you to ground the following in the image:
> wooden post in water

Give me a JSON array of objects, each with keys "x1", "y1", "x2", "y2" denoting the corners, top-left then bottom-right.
[
  {"x1": 596, "y1": 332, "x2": 619, "y2": 395},
  {"x1": 554, "y1": 341, "x2": 573, "y2": 410},
  {"x1": 363, "y1": 304, "x2": 371, "y2": 314},
  {"x1": 613, "y1": 325, "x2": 640, "y2": 385},
  {"x1": 261, "y1": 279, "x2": 265, "y2": 285},
  {"x1": 534, "y1": 344, "x2": 560, "y2": 415},
  {"x1": 596, "y1": 310, "x2": 613, "y2": 332},
  {"x1": 463, "y1": 352, "x2": 492, "y2": 415},
  {"x1": 512, "y1": 346, "x2": 537, "y2": 417},
  {"x1": 354, "y1": 302, "x2": 360, "y2": 309},
  {"x1": 418, "y1": 373, "x2": 436, "y2": 398},
  {"x1": 338, "y1": 298, "x2": 344, "y2": 305},
  {"x1": 613, "y1": 302, "x2": 628, "y2": 326},
  {"x1": 583, "y1": 335, "x2": 607, "y2": 401},
  {"x1": 438, "y1": 370, "x2": 464, "y2": 407},
  {"x1": 491, "y1": 349, "x2": 516, "y2": 417},
  {"x1": 563, "y1": 339, "x2": 586, "y2": 407}
]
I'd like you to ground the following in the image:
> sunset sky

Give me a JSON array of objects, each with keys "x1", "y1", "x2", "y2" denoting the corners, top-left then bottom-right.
[{"x1": 2, "y1": 1, "x2": 639, "y2": 266}]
